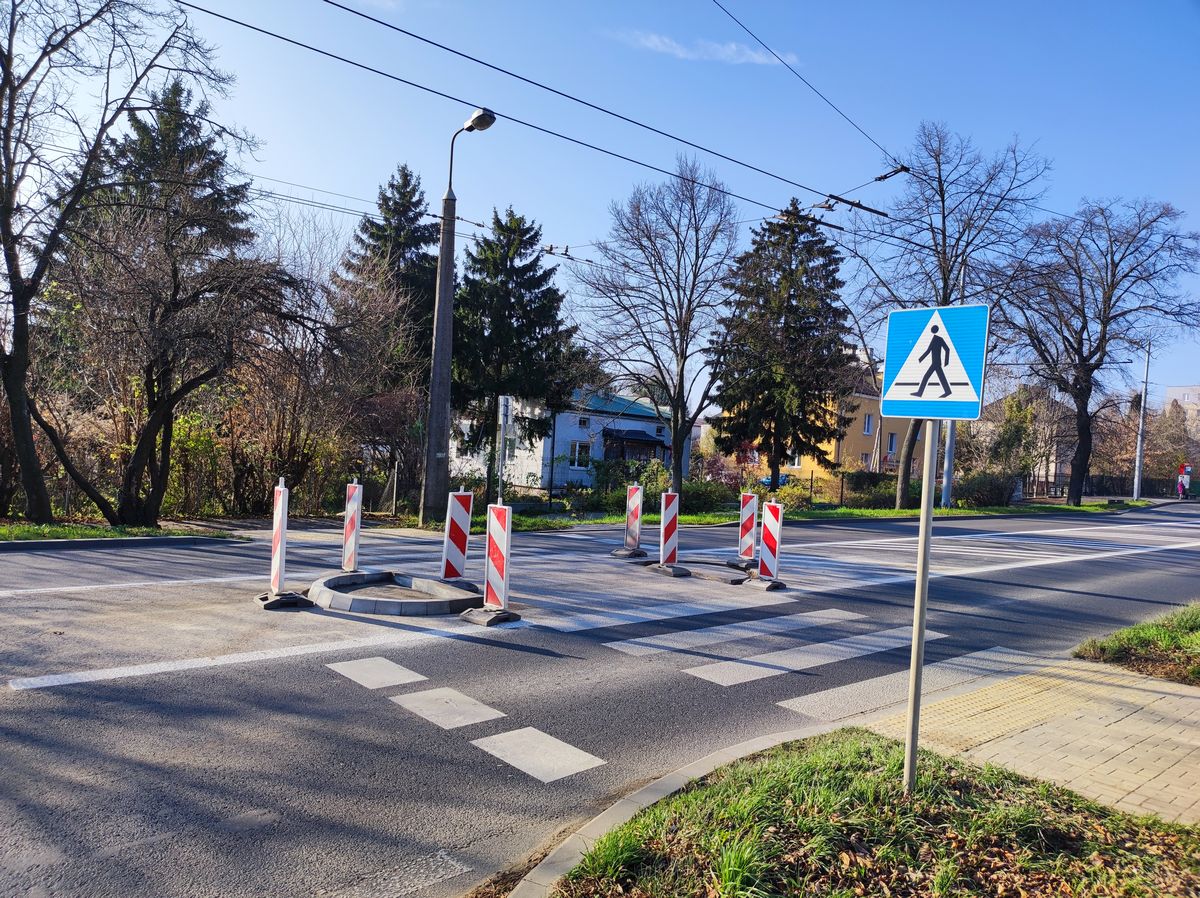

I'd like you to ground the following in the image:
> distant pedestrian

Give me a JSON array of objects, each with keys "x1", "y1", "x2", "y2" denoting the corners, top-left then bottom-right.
[{"x1": 1178, "y1": 477, "x2": 1186, "y2": 500}]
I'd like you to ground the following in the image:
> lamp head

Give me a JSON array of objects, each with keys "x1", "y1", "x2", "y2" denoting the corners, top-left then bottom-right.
[{"x1": 464, "y1": 107, "x2": 496, "y2": 132}]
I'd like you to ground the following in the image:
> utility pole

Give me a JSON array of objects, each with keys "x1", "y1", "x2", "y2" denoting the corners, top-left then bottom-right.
[
  {"x1": 1133, "y1": 342, "x2": 1151, "y2": 501},
  {"x1": 418, "y1": 108, "x2": 495, "y2": 525}
]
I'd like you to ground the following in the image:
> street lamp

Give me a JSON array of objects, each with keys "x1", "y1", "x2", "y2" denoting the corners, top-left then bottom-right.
[{"x1": 419, "y1": 107, "x2": 496, "y2": 525}]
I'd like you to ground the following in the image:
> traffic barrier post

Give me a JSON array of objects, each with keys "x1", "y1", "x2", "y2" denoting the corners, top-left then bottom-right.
[
  {"x1": 749, "y1": 500, "x2": 786, "y2": 591},
  {"x1": 610, "y1": 483, "x2": 648, "y2": 558},
  {"x1": 342, "y1": 478, "x2": 363, "y2": 572},
  {"x1": 441, "y1": 490, "x2": 474, "y2": 580},
  {"x1": 256, "y1": 477, "x2": 312, "y2": 608}
]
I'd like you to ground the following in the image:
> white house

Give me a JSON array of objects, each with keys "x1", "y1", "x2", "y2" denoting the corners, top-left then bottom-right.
[{"x1": 449, "y1": 391, "x2": 689, "y2": 492}]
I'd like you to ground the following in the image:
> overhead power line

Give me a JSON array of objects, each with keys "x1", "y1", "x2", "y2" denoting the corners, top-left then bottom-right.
[
  {"x1": 175, "y1": 1, "x2": 854, "y2": 231},
  {"x1": 709, "y1": 0, "x2": 893, "y2": 160},
  {"x1": 318, "y1": 0, "x2": 881, "y2": 210}
]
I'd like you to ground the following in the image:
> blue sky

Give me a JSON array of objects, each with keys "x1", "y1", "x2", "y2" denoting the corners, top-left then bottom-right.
[{"x1": 190, "y1": 0, "x2": 1200, "y2": 402}]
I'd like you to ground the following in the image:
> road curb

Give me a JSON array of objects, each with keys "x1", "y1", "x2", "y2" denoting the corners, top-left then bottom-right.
[
  {"x1": 507, "y1": 650, "x2": 1060, "y2": 898},
  {"x1": 0, "y1": 535, "x2": 237, "y2": 553}
]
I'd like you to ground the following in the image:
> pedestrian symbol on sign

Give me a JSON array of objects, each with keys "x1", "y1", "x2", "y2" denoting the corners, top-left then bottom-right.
[{"x1": 912, "y1": 326, "x2": 952, "y2": 398}]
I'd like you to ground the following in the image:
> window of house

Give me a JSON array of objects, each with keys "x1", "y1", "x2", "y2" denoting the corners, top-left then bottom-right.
[
  {"x1": 887, "y1": 432, "x2": 897, "y2": 453},
  {"x1": 860, "y1": 453, "x2": 870, "y2": 466},
  {"x1": 863, "y1": 413, "x2": 874, "y2": 435},
  {"x1": 578, "y1": 416, "x2": 590, "y2": 427},
  {"x1": 655, "y1": 425, "x2": 665, "y2": 436},
  {"x1": 569, "y1": 440, "x2": 591, "y2": 469}
]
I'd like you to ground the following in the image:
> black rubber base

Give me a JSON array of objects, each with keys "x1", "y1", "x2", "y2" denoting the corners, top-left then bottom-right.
[
  {"x1": 459, "y1": 606, "x2": 522, "y2": 626},
  {"x1": 255, "y1": 591, "x2": 314, "y2": 610}
]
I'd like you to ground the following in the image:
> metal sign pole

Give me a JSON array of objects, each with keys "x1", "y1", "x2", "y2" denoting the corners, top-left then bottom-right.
[
  {"x1": 496, "y1": 395, "x2": 513, "y2": 506},
  {"x1": 903, "y1": 417, "x2": 942, "y2": 793}
]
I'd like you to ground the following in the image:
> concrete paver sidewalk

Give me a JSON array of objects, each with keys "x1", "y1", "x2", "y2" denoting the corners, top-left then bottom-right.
[{"x1": 870, "y1": 659, "x2": 1200, "y2": 822}]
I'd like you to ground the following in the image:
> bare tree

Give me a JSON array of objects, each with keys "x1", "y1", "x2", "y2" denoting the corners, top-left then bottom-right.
[
  {"x1": 572, "y1": 156, "x2": 737, "y2": 493},
  {"x1": 0, "y1": 0, "x2": 224, "y2": 521},
  {"x1": 1000, "y1": 200, "x2": 1200, "y2": 505},
  {"x1": 844, "y1": 123, "x2": 1047, "y2": 507}
]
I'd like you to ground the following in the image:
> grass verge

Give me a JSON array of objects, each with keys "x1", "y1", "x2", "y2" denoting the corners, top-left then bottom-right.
[
  {"x1": 1075, "y1": 602, "x2": 1200, "y2": 686},
  {"x1": 558, "y1": 729, "x2": 1198, "y2": 898},
  {"x1": 0, "y1": 521, "x2": 232, "y2": 541}
]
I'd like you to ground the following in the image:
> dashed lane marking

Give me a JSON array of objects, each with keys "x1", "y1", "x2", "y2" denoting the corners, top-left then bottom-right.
[
  {"x1": 8, "y1": 621, "x2": 475, "y2": 691},
  {"x1": 326, "y1": 657, "x2": 427, "y2": 689},
  {"x1": 390, "y1": 687, "x2": 507, "y2": 729},
  {"x1": 470, "y1": 726, "x2": 606, "y2": 783},
  {"x1": 603, "y1": 608, "x2": 864, "y2": 656},
  {"x1": 684, "y1": 626, "x2": 947, "y2": 686},
  {"x1": 332, "y1": 849, "x2": 472, "y2": 898}
]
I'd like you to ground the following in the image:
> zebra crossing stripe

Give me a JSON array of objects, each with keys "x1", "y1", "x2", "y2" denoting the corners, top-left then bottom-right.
[
  {"x1": 660, "y1": 491, "x2": 679, "y2": 565},
  {"x1": 441, "y1": 491, "x2": 474, "y2": 579},
  {"x1": 484, "y1": 504, "x2": 512, "y2": 609},
  {"x1": 684, "y1": 626, "x2": 948, "y2": 686},
  {"x1": 603, "y1": 608, "x2": 864, "y2": 656},
  {"x1": 342, "y1": 481, "x2": 363, "y2": 572},
  {"x1": 738, "y1": 492, "x2": 758, "y2": 560},
  {"x1": 470, "y1": 727, "x2": 606, "y2": 783}
]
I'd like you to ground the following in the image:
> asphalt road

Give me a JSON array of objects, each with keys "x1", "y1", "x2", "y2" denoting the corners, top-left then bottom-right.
[{"x1": 2, "y1": 504, "x2": 1197, "y2": 897}]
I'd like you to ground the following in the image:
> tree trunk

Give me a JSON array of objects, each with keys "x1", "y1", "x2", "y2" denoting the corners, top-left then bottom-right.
[
  {"x1": 894, "y1": 420, "x2": 921, "y2": 509},
  {"x1": 1, "y1": 362, "x2": 54, "y2": 523},
  {"x1": 1067, "y1": 399, "x2": 1093, "y2": 506},
  {"x1": 670, "y1": 426, "x2": 685, "y2": 495}
]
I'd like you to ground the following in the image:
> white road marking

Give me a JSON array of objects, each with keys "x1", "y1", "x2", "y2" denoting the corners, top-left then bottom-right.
[
  {"x1": 391, "y1": 687, "x2": 507, "y2": 729},
  {"x1": 776, "y1": 646, "x2": 1043, "y2": 719},
  {"x1": 325, "y1": 657, "x2": 427, "y2": 689},
  {"x1": 604, "y1": 608, "x2": 864, "y2": 656},
  {"x1": 8, "y1": 622, "x2": 474, "y2": 691},
  {"x1": 684, "y1": 626, "x2": 947, "y2": 686},
  {"x1": 333, "y1": 849, "x2": 471, "y2": 898},
  {"x1": 470, "y1": 727, "x2": 606, "y2": 783},
  {"x1": 523, "y1": 593, "x2": 796, "y2": 633}
]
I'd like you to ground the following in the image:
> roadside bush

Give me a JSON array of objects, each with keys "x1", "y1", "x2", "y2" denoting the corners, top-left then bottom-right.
[
  {"x1": 845, "y1": 479, "x2": 920, "y2": 509},
  {"x1": 956, "y1": 471, "x2": 1017, "y2": 507},
  {"x1": 773, "y1": 481, "x2": 812, "y2": 510},
  {"x1": 682, "y1": 479, "x2": 736, "y2": 512},
  {"x1": 843, "y1": 470, "x2": 890, "y2": 492}
]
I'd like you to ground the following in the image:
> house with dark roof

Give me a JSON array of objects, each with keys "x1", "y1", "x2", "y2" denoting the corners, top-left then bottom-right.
[{"x1": 449, "y1": 390, "x2": 688, "y2": 492}]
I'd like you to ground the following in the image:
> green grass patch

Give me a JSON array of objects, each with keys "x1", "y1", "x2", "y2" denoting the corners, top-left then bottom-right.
[
  {"x1": 559, "y1": 729, "x2": 1199, "y2": 898},
  {"x1": 0, "y1": 521, "x2": 232, "y2": 541},
  {"x1": 1075, "y1": 602, "x2": 1200, "y2": 686},
  {"x1": 784, "y1": 500, "x2": 1151, "y2": 521}
]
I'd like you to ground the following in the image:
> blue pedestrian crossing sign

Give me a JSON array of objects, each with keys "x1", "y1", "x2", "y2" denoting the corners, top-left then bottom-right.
[{"x1": 881, "y1": 304, "x2": 990, "y2": 420}]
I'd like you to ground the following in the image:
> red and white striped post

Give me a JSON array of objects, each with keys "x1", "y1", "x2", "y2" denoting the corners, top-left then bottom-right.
[
  {"x1": 270, "y1": 476, "x2": 289, "y2": 595},
  {"x1": 256, "y1": 476, "x2": 311, "y2": 608},
  {"x1": 342, "y1": 478, "x2": 363, "y2": 572},
  {"x1": 441, "y1": 490, "x2": 474, "y2": 580},
  {"x1": 758, "y1": 500, "x2": 784, "y2": 583},
  {"x1": 737, "y1": 492, "x2": 758, "y2": 562},
  {"x1": 483, "y1": 503, "x2": 512, "y2": 610},
  {"x1": 659, "y1": 490, "x2": 680, "y2": 566},
  {"x1": 624, "y1": 484, "x2": 643, "y2": 550}
]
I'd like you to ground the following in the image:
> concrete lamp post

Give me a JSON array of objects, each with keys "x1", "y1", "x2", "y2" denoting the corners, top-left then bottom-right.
[{"x1": 419, "y1": 107, "x2": 496, "y2": 526}]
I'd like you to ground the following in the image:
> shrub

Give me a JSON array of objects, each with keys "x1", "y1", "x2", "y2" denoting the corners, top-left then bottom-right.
[
  {"x1": 682, "y1": 479, "x2": 736, "y2": 511},
  {"x1": 956, "y1": 471, "x2": 1017, "y2": 507},
  {"x1": 844, "y1": 470, "x2": 890, "y2": 492},
  {"x1": 773, "y1": 481, "x2": 812, "y2": 510}
]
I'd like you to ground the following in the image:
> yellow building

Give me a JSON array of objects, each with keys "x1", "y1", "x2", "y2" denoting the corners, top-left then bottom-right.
[{"x1": 782, "y1": 387, "x2": 920, "y2": 476}]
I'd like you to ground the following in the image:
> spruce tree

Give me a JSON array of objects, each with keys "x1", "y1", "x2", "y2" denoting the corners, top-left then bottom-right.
[
  {"x1": 711, "y1": 199, "x2": 859, "y2": 489},
  {"x1": 336, "y1": 165, "x2": 439, "y2": 374},
  {"x1": 453, "y1": 208, "x2": 583, "y2": 501}
]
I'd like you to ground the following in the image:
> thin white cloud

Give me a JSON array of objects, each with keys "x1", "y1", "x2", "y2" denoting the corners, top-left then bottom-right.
[{"x1": 619, "y1": 30, "x2": 798, "y2": 66}]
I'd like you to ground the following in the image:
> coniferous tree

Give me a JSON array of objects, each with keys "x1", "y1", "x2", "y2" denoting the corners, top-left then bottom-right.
[
  {"x1": 453, "y1": 208, "x2": 584, "y2": 501},
  {"x1": 335, "y1": 165, "x2": 439, "y2": 374},
  {"x1": 711, "y1": 200, "x2": 859, "y2": 489}
]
